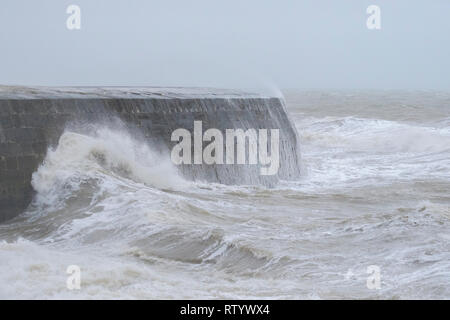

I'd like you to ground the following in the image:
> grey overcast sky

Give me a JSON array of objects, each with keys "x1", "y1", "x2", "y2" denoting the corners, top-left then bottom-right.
[{"x1": 0, "y1": 0, "x2": 449, "y2": 90}]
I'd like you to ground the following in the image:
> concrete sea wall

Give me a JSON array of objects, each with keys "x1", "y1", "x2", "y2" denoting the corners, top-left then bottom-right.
[{"x1": 0, "y1": 87, "x2": 301, "y2": 222}]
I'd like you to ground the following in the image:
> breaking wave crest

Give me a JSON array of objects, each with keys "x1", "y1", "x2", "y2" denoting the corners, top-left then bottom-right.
[
  {"x1": 298, "y1": 116, "x2": 450, "y2": 154},
  {"x1": 32, "y1": 128, "x2": 186, "y2": 199}
]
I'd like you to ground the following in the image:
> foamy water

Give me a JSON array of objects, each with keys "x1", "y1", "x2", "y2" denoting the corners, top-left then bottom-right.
[{"x1": 1, "y1": 90, "x2": 449, "y2": 299}]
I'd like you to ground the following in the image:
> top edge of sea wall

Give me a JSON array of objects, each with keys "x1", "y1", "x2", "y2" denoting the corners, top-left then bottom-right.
[{"x1": 0, "y1": 86, "x2": 275, "y2": 100}]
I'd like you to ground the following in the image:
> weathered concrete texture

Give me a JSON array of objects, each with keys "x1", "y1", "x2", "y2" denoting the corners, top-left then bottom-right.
[{"x1": 0, "y1": 87, "x2": 301, "y2": 223}]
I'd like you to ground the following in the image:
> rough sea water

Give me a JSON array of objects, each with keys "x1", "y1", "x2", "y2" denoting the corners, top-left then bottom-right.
[{"x1": 1, "y1": 90, "x2": 449, "y2": 299}]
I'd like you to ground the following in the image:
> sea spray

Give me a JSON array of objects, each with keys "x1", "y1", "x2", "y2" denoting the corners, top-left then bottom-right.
[{"x1": 32, "y1": 127, "x2": 187, "y2": 206}]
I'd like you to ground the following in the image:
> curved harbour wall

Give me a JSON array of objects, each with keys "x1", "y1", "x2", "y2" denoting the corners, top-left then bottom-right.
[{"x1": 0, "y1": 87, "x2": 301, "y2": 222}]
